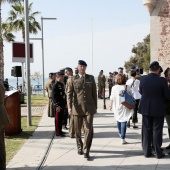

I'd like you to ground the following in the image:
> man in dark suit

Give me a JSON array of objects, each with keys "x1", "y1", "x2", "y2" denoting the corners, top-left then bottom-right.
[{"x1": 139, "y1": 61, "x2": 170, "y2": 159}]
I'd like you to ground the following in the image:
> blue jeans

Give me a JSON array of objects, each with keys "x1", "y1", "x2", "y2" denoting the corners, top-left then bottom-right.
[{"x1": 117, "y1": 121, "x2": 127, "y2": 139}]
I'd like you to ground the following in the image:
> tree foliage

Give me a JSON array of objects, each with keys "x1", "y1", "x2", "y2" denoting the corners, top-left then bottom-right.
[
  {"x1": 4, "y1": 0, "x2": 41, "y2": 42},
  {"x1": 30, "y1": 72, "x2": 42, "y2": 85},
  {"x1": 124, "y1": 34, "x2": 150, "y2": 73}
]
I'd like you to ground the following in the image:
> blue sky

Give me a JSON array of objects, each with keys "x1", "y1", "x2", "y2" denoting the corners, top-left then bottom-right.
[{"x1": 2, "y1": 0, "x2": 150, "y2": 78}]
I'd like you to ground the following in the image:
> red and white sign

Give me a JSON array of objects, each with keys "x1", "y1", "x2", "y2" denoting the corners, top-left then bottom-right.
[{"x1": 12, "y1": 41, "x2": 34, "y2": 63}]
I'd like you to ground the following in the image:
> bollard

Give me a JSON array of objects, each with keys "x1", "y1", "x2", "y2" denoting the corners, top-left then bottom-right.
[{"x1": 103, "y1": 87, "x2": 106, "y2": 109}]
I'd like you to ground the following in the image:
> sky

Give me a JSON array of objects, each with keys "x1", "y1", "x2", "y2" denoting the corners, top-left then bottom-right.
[{"x1": 2, "y1": 0, "x2": 150, "y2": 78}]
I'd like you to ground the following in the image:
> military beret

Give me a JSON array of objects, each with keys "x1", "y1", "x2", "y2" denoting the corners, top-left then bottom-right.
[
  {"x1": 78, "y1": 60, "x2": 87, "y2": 66},
  {"x1": 130, "y1": 66, "x2": 136, "y2": 69},
  {"x1": 118, "y1": 67, "x2": 123, "y2": 70},
  {"x1": 159, "y1": 66, "x2": 163, "y2": 73},
  {"x1": 56, "y1": 71, "x2": 65, "y2": 76},
  {"x1": 136, "y1": 68, "x2": 139, "y2": 72},
  {"x1": 65, "y1": 67, "x2": 73, "y2": 72},
  {"x1": 49, "y1": 72, "x2": 54, "y2": 77},
  {"x1": 149, "y1": 61, "x2": 159, "y2": 68}
]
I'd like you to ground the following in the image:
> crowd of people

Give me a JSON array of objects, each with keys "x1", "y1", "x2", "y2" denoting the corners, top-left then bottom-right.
[
  {"x1": 1, "y1": 59, "x2": 170, "y2": 169},
  {"x1": 109, "y1": 61, "x2": 170, "y2": 158},
  {"x1": 44, "y1": 60, "x2": 170, "y2": 160}
]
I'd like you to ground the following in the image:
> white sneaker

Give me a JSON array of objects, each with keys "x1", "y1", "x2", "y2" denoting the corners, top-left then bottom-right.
[{"x1": 121, "y1": 139, "x2": 127, "y2": 144}]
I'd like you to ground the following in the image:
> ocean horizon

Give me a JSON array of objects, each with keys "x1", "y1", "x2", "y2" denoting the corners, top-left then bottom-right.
[{"x1": 8, "y1": 77, "x2": 99, "y2": 89}]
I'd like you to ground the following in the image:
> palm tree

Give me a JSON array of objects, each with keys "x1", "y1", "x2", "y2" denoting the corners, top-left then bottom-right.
[
  {"x1": 0, "y1": 0, "x2": 20, "y2": 80},
  {"x1": 2, "y1": 23, "x2": 15, "y2": 42},
  {"x1": 6, "y1": 1, "x2": 41, "y2": 42},
  {"x1": 4, "y1": 1, "x2": 41, "y2": 92}
]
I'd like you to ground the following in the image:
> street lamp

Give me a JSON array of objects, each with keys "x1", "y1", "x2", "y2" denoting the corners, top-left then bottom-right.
[{"x1": 41, "y1": 17, "x2": 57, "y2": 97}]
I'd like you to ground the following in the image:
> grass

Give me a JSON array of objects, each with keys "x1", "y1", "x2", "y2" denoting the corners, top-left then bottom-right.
[
  {"x1": 5, "y1": 94, "x2": 48, "y2": 164},
  {"x1": 22, "y1": 94, "x2": 48, "y2": 106}
]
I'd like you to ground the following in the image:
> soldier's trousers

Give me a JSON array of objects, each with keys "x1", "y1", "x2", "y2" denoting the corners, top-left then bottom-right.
[
  {"x1": 142, "y1": 115, "x2": 164, "y2": 157},
  {"x1": 48, "y1": 98, "x2": 54, "y2": 117},
  {"x1": 74, "y1": 114, "x2": 93, "y2": 154},
  {"x1": 69, "y1": 115, "x2": 75, "y2": 137},
  {"x1": 0, "y1": 127, "x2": 6, "y2": 170},
  {"x1": 63, "y1": 108, "x2": 68, "y2": 127},
  {"x1": 165, "y1": 115, "x2": 170, "y2": 141},
  {"x1": 54, "y1": 108, "x2": 64, "y2": 136}
]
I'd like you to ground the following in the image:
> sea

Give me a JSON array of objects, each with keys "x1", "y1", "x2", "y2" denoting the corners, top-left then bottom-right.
[
  {"x1": 8, "y1": 76, "x2": 99, "y2": 92},
  {"x1": 8, "y1": 77, "x2": 49, "y2": 94}
]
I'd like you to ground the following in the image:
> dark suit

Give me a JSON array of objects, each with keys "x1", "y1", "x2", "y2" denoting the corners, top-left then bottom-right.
[
  {"x1": 52, "y1": 81, "x2": 66, "y2": 136},
  {"x1": 139, "y1": 73, "x2": 170, "y2": 157}
]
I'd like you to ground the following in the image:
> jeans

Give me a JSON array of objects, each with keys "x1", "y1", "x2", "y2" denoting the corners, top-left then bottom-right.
[{"x1": 117, "y1": 121, "x2": 127, "y2": 139}]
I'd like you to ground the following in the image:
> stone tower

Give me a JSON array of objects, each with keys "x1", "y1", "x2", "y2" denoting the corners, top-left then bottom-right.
[{"x1": 143, "y1": 0, "x2": 170, "y2": 70}]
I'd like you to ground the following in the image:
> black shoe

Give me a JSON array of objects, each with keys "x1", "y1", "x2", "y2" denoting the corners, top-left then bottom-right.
[
  {"x1": 144, "y1": 153, "x2": 153, "y2": 158},
  {"x1": 133, "y1": 125, "x2": 138, "y2": 129},
  {"x1": 156, "y1": 153, "x2": 165, "y2": 159},
  {"x1": 78, "y1": 150, "x2": 83, "y2": 155},
  {"x1": 56, "y1": 133, "x2": 65, "y2": 137},
  {"x1": 61, "y1": 131, "x2": 67, "y2": 134},
  {"x1": 84, "y1": 153, "x2": 90, "y2": 158}
]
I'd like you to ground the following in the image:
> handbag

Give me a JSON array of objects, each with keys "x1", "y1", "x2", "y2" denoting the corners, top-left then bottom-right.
[{"x1": 120, "y1": 85, "x2": 136, "y2": 109}]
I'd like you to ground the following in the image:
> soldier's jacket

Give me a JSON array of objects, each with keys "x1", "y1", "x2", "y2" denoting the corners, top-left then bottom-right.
[
  {"x1": 107, "y1": 76, "x2": 113, "y2": 87},
  {"x1": 45, "y1": 79, "x2": 53, "y2": 98},
  {"x1": 66, "y1": 74, "x2": 97, "y2": 116},
  {"x1": 52, "y1": 81, "x2": 66, "y2": 108},
  {"x1": 0, "y1": 82, "x2": 9, "y2": 130},
  {"x1": 98, "y1": 74, "x2": 106, "y2": 87}
]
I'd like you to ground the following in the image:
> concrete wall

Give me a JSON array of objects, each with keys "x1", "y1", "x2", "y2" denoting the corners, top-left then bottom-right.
[{"x1": 151, "y1": 0, "x2": 170, "y2": 70}]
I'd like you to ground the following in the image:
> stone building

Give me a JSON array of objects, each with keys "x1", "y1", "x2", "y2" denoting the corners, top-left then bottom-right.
[{"x1": 143, "y1": 0, "x2": 170, "y2": 70}]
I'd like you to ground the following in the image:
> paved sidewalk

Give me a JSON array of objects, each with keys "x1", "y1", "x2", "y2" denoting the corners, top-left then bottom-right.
[{"x1": 7, "y1": 99, "x2": 170, "y2": 170}]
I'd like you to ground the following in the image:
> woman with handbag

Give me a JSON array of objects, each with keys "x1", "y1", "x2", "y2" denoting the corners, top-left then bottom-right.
[
  {"x1": 110, "y1": 73, "x2": 133, "y2": 144},
  {"x1": 126, "y1": 71, "x2": 141, "y2": 128}
]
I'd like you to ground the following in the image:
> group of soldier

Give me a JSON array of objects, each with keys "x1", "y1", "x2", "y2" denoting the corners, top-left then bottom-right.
[
  {"x1": 1, "y1": 59, "x2": 170, "y2": 170},
  {"x1": 45, "y1": 60, "x2": 97, "y2": 159},
  {"x1": 97, "y1": 67, "x2": 142, "y2": 99}
]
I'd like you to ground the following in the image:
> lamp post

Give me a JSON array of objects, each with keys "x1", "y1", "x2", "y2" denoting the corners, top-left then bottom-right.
[
  {"x1": 91, "y1": 18, "x2": 93, "y2": 75},
  {"x1": 41, "y1": 17, "x2": 57, "y2": 97},
  {"x1": 24, "y1": 0, "x2": 31, "y2": 126}
]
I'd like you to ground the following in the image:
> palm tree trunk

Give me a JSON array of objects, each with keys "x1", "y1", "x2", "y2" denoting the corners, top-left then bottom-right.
[{"x1": 0, "y1": 2, "x2": 4, "y2": 80}]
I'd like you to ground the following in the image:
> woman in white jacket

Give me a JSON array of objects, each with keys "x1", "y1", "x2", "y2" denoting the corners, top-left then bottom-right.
[
  {"x1": 126, "y1": 71, "x2": 141, "y2": 128},
  {"x1": 110, "y1": 74, "x2": 133, "y2": 144}
]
